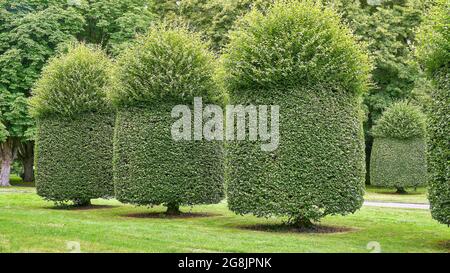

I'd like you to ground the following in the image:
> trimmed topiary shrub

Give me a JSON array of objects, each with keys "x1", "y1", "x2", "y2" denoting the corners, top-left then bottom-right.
[
  {"x1": 370, "y1": 102, "x2": 428, "y2": 193},
  {"x1": 110, "y1": 26, "x2": 225, "y2": 214},
  {"x1": 30, "y1": 44, "x2": 114, "y2": 206},
  {"x1": 416, "y1": 0, "x2": 449, "y2": 225},
  {"x1": 221, "y1": 0, "x2": 371, "y2": 226}
]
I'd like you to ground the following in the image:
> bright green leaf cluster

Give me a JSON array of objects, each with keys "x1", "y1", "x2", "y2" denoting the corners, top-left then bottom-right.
[
  {"x1": 221, "y1": 0, "x2": 371, "y2": 95},
  {"x1": 371, "y1": 102, "x2": 427, "y2": 140},
  {"x1": 0, "y1": 90, "x2": 33, "y2": 141},
  {"x1": 416, "y1": 0, "x2": 450, "y2": 78},
  {"x1": 30, "y1": 43, "x2": 113, "y2": 119},
  {"x1": 110, "y1": 25, "x2": 223, "y2": 107},
  {"x1": 0, "y1": 121, "x2": 8, "y2": 143}
]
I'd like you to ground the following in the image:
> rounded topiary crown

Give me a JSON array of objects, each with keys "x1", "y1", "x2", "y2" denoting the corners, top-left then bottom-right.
[
  {"x1": 372, "y1": 102, "x2": 427, "y2": 140},
  {"x1": 110, "y1": 26, "x2": 223, "y2": 107},
  {"x1": 221, "y1": 0, "x2": 371, "y2": 94},
  {"x1": 30, "y1": 43, "x2": 113, "y2": 118},
  {"x1": 416, "y1": 0, "x2": 449, "y2": 78}
]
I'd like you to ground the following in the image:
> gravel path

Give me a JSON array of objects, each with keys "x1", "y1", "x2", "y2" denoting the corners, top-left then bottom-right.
[{"x1": 364, "y1": 201, "x2": 430, "y2": 210}]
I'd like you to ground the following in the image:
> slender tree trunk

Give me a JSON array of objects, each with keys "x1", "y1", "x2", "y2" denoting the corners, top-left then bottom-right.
[
  {"x1": 365, "y1": 112, "x2": 374, "y2": 185},
  {"x1": 21, "y1": 141, "x2": 34, "y2": 182},
  {"x1": 0, "y1": 139, "x2": 14, "y2": 187},
  {"x1": 166, "y1": 202, "x2": 181, "y2": 215}
]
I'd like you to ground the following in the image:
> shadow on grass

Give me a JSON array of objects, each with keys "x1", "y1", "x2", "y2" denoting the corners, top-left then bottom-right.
[
  {"x1": 236, "y1": 223, "x2": 355, "y2": 234},
  {"x1": 123, "y1": 212, "x2": 221, "y2": 219},
  {"x1": 437, "y1": 240, "x2": 450, "y2": 251},
  {"x1": 378, "y1": 191, "x2": 424, "y2": 195},
  {"x1": 47, "y1": 204, "x2": 118, "y2": 211}
]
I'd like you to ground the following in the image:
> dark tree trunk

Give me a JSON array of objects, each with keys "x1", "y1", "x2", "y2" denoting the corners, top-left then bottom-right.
[
  {"x1": 166, "y1": 203, "x2": 181, "y2": 215},
  {"x1": 365, "y1": 112, "x2": 374, "y2": 185},
  {"x1": 292, "y1": 216, "x2": 314, "y2": 228},
  {"x1": 20, "y1": 141, "x2": 34, "y2": 182},
  {"x1": 0, "y1": 139, "x2": 15, "y2": 187},
  {"x1": 396, "y1": 187, "x2": 408, "y2": 194},
  {"x1": 73, "y1": 199, "x2": 91, "y2": 207}
]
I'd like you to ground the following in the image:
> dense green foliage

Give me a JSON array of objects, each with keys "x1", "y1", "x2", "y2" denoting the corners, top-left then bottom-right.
[
  {"x1": 35, "y1": 113, "x2": 114, "y2": 205},
  {"x1": 32, "y1": 44, "x2": 114, "y2": 204},
  {"x1": 77, "y1": 0, "x2": 157, "y2": 55},
  {"x1": 222, "y1": 1, "x2": 371, "y2": 95},
  {"x1": 177, "y1": 0, "x2": 272, "y2": 52},
  {"x1": 0, "y1": 91, "x2": 32, "y2": 141},
  {"x1": 370, "y1": 137, "x2": 427, "y2": 190},
  {"x1": 370, "y1": 102, "x2": 428, "y2": 190},
  {"x1": 0, "y1": 2, "x2": 84, "y2": 96},
  {"x1": 113, "y1": 106, "x2": 224, "y2": 209},
  {"x1": 416, "y1": 0, "x2": 450, "y2": 79},
  {"x1": 416, "y1": 0, "x2": 449, "y2": 225},
  {"x1": 30, "y1": 44, "x2": 112, "y2": 118},
  {"x1": 359, "y1": 0, "x2": 431, "y2": 120},
  {"x1": 110, "y1": 26, "x2": 223, "y2": 107},
  {"x1": 223, "y1": 1, "x2": 370, "y2": 224},
  {"x1": 371, "y1": 102, "x2": 427, "y2": 140},
  {"x1": 112, "y1": 26, "x2": 224, "y2": 212}
]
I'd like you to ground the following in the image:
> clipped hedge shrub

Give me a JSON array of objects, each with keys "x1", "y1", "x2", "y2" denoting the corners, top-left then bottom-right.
[
  {"x1": 221, "y1": 1, "x2": 371, "y2": 225},
  {"x1": 111, "y1": 26, "x2": 224, "y2": 213},
  {"x1": 370, "y1": 102, "x2": 427, "y2": 192},
  {"x1": 31, "y1": 44, "x2": 114, "y2": 205},
  {"x1": 416, "y1": 0, "x2": 449, "y2": 225}
]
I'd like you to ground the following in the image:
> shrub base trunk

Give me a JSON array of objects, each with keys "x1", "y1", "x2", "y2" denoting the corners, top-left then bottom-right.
[
  {"x1": 292, "y1": 216, "x2": 314, "y2": 229},
  {"x1": 396, "y1": 187, "x2": 408, "y2": 194},
  {"x1": 166, "y1": 203, "x2": 181, "y2": 215},
  {"x1": 73, "y1": 199, "x2": 91, "y2": 207}
]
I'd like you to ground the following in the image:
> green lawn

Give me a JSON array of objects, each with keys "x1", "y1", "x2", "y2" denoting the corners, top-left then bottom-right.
[
  {"x1": 364, "y1": 185, "x2": 429, "y2": 204},
  {"x1": 0, "y1": 186, "x2": 448, "y2": 253}
]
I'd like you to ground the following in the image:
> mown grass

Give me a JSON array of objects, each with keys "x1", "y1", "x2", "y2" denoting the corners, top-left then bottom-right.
[
  {"x1": 0, "y1": 187, "x2": 448, "y2": 253},
  {"x1": 364, "y1": 185, "x2": 428, "y2": 204}
]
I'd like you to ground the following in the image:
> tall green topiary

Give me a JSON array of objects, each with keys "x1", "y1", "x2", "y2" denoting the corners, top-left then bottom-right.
[
  {"x1": 221, "y1": 0, "x2": 371, "y2": 226},
  {"x1": 370, "y1": 102, "x2": 428, "y2": 193},
  {"x1": 416, "y1": 0, "x2": 449, "y2": 225},
  {"x1": 30, "y1": 43, "x2": 115, "y2": 206},
  {"x1": 110, "y1": 26, "x2": 225, "y2": 214}
]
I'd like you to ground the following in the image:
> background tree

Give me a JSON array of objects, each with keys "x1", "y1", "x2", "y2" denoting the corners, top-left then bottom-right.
[
  {"x1": 416, "y1": 0, "x2": 449, "y2": 225},
  {"x1": 370, "y1": 102, "x2": 428, "y2": 193},
  {"x1": 76, "y1": 0, "x2": 157, "y2": 55},
  {"x1": 0, "y1": 91, "x2": 32, "y2": 186},
  {"x1": 0, "y1": 1, "x2": 84, "y2": 185}
]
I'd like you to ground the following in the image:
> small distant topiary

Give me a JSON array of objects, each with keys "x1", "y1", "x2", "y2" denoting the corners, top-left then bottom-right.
[
  {"x1": 221, "y1": 0, "x2": 371, "y2": 227},
  {"x1": 370, "y1": 102, "x2": 428, "y2": 193},
  {"x1": 30, "y1": 43, "x2": 115, "y2": 206},
  {"x1": 111, "y1": 26, "x2": 225, "y2": 214},
  {"x1": 416, "y1": 0, "x2": 449, "y2": 225}
]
